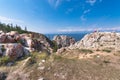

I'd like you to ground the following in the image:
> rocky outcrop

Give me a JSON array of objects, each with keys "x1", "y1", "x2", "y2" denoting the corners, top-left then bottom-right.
[
  {"x1": 21, "y1": 32, "x2": 54, "y2": 53},
  {"x1": 53, "y1": 35, "x2": 76, "y2": 49},
  {"x1": 0, "y1": 31, "x2": 54, "y2": 60},
  {"x1": 0, "y1": 31, "x2": 20, "y2": 43},
  {"x1": 0, "y1": 43, "x2": 29, "y2": 59},
  {"x1": 70, "y1": 32, "x2": 120, "y2": 50},
  {"x1": 5, "y1": 43, "x2": 29, "y2": 59},
  {"x1": 28, "y1": 32, "x2": 54, "y2": 48}
]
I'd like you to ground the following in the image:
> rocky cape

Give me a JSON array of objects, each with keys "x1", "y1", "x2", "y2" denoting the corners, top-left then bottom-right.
[
  {"x1": 0, "y1": 31, "x2": 120, "y2": 59},
  {"x1": 1, "y1": 31, "x2": 120, "y2": 80}
]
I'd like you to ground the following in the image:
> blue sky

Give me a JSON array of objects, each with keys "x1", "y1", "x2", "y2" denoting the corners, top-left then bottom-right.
[{"x1": 0, "y1": 0, "x2": 120, "y2": 33}]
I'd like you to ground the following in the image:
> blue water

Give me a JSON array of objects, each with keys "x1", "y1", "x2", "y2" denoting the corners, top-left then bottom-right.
[{"x1": 45, "y1": 32, "x2": 88, "y2": 41}]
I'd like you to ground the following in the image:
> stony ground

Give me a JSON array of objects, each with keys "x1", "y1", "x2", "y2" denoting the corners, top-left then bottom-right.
[{"x1": 0, "y1": 50, "x2": 120, "y2": 80}]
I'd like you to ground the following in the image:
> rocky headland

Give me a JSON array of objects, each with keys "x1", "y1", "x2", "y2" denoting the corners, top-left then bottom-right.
[{"x1": 0, "y1": 31, "x2": 120, "y2": 80}]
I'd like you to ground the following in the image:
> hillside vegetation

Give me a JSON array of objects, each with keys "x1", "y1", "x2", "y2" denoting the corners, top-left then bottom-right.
[{"x1": 0, "y1": 22, "x2": 28, "y2": 34}]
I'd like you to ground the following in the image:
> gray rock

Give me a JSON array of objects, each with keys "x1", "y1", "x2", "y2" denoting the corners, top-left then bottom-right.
[
  {"x1": 7, "y1": 62, "x2": 14, "y2": 66},
  {"x1": 53, "y1": 35, "x2": 76, "y2": 49}
]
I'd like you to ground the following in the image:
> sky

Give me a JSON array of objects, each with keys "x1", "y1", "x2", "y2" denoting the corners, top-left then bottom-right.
[{"x1": 0, "y1": 0, "x2": 120, "y2": 33}]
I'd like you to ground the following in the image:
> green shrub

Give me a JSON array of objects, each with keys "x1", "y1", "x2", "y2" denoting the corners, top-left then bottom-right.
[
  {"x1": 52, "y1": 54, "x2": 63, "y2": 60},
  {"x1": 96, "y1": 49, "x2": 100, "y2": 51},
  {"x1": 0, "y1": 56, "x2": 11, "y2": 65},
  {"x1": 30, "y1": 52, "x2": 48, "y2": 63},
  {"x1": 79, "y1": 49, "x2": 93, "y2": 54},
  {"x1": 103, "y1": 60, "x2": 110, "y2": 63},
  {"x1": 1, "y1": 45, "x2": 6, "y2": 52},
  {"x1": 102, "y1": 49, "x2": 111, "y2": 53},
  {"x1": 52, "y1": 41, "x2": 58, "y2": 52}
]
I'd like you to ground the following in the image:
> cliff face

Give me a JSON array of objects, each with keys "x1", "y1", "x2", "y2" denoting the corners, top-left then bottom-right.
[
  {"x1": 70, "y1": 32, "x2": 120, "y2": 50},
  {"x1": 53, "y1": 35, "x2": 76, "y2": 49}
]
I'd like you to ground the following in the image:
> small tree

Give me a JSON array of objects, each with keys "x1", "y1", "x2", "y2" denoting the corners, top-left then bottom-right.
[{"x1": 25, "y1": 26, "x2": 27, "y2": 31}]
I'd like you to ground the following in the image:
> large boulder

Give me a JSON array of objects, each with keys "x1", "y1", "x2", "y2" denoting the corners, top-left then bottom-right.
[
  {"x1": 10, "y1": 31, "x2": 19, "y2": 36},
  {"x1": 0, "y1": 43, "x2": 29, "y2": 59},
  {"x1": 0, "y1": 31, "x2": 21, "y2": 43},
  {"x1": 0, "y1": 33, "x2": 7, "y2": 43},
  {"x1": 53, "y1": 35, "x2": 76, "y2": 49}
]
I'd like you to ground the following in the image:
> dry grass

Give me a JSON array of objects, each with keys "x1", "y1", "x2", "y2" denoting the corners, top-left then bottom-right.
[
  {"x1": 28, "y1": 54, "x2": 120, "y2": 80},
  {"x1": 1, "y1": 52, "x2": 120, "y2": 80}
]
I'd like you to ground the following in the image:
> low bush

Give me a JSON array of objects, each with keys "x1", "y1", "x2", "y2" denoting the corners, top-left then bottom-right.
[
  {"x1": 1, "y1": 45, "x2": 6, "y2": 52},
  {"x1": 103, "y1": 60, "x2": 110, "y2": 63},
  {"x1": 96, "y1": 49, "x2": 100, "y2": 51},
  {"x1": 79, "y1": 49, "x2": 93, "y2": 54},
  {"x1": 52, "y1": 54, "x2": 63, "y2": 60},
  {"x1": 102, "y1": 49, "x2": 111, "y2": 53},
  {"x1": 30, "y1": 52, "x2": 49, "y2": 63},
  {"x1": 0, "y1": 56, "x2": 11, "y2": 66},
  {"x1": 52, "y1": 41, "x2": 58, "y2": 52}
]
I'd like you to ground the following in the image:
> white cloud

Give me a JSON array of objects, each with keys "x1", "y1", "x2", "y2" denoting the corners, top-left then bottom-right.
[
  {"x1": 80, "y1": 15, "x2": 86, "y2": 21},
  {"x1": 86, "y1": 0, "x2": 96, "y2": 6},
  {"x1": 58, "y1": 27, "x2": 120, "y2": 32},
  {"x1": 80, "y1": 9, "x2": 91, "y2": 21},
  {"x1": 48, "y1": 0, "x2": 62, "y2": 8},
  {"x1": 55, "y1": 0, "x2": 61, "y2": 8},
  {"x1": 65, "y1": 8, "x2": 73, "y2": 14},
  {"x1": 0, "y1": 16, "x2": 24, "y2": 23},
  {"x1": 47, "y1": 0, "x2": 71, "y2": 8},
  {"x1": 83, "y1": 9, "x2": 91, "y2": 14}
]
